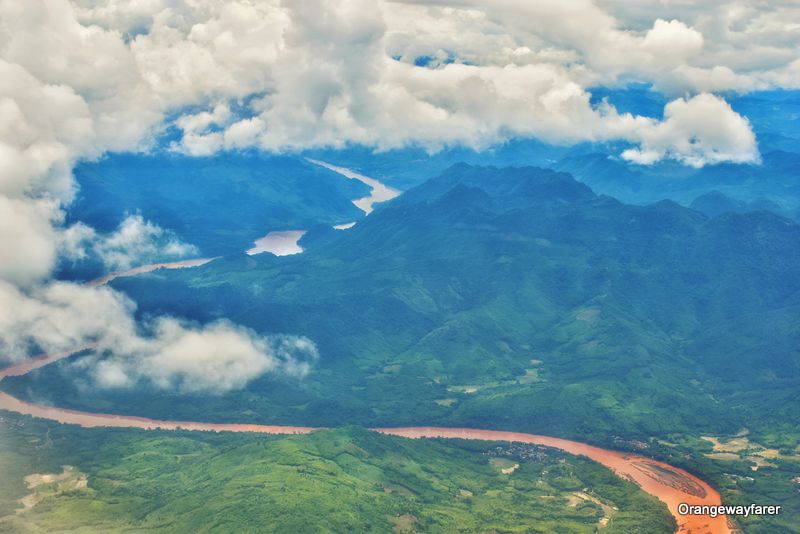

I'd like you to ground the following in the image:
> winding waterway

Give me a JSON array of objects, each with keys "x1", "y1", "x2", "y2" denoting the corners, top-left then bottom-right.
[
  {"x1": 243, "y1": 161, "x2": 400, "y2": 257},
  {"x1": 0, "y1": 165, "x2": 732, "y2": 533},
  {"x1": 0, "y1": 349, "x2": 731, "y2": 533},
  {"x1": 306, "y1": 158, "x2": 402, "y2": 215},
  {"x1": 87, "y1": 257, "x2": 219, "y2": 287}
]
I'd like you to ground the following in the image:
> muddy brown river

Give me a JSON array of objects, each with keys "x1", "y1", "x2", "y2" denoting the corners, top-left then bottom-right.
[{"x1": 0, "y1": 350, "x2": 731, "y2": 533}]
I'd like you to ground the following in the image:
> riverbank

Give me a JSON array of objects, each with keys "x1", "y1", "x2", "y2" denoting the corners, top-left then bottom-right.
[{"x1": 0, "y1": 351, "x2": 730, "y2": 533}]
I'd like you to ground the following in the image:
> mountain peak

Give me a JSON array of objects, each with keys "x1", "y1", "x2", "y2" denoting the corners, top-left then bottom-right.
[{"x1": 401, "y1": 164, "x2": 596, "y2": 210}]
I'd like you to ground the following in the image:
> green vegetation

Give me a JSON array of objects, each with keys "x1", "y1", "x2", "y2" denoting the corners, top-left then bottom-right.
[
  {"x1": 0, "y1": 414, "x2": 673, "y2": 533},
  {"x1": 7, "y1": 164, "x2": 799, "y2": 529},
  {"x1": 19, "y1": 165, "x2": 796, "y2": 439},
  {"x1": 641, "y1": 433, "x2": 800, "y2": 533}
]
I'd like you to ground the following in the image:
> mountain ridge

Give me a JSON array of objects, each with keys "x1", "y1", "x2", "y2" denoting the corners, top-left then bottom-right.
[{"x1": 6, "y1": 165, "x2": 798, "y2": 454}]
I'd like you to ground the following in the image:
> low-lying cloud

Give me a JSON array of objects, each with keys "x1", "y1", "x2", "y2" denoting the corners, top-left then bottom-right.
[
  {"x1": 89, "y1": 321, "x2": 318, "y2": 394},
  {"x1": 62, "y1": 214, "x2": 198, "y2": 271},
  {"x1": 0, "y1": 280, "x2": 317, "y2": 393}
]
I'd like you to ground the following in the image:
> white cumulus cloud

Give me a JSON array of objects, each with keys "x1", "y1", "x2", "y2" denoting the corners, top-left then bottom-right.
[
  {"x1": 0, "y1": 0, "x2": 774, "y2": 165},
  {"x1": 0, "y1": 197, "x2": 61, "y2": 286},
  {"x1": 89, "y1": 321, "x2": 318, "y2": 394},
  {"x1": 0, "y1": 280, "x2": 317, "y2": 393},
  {"x1": 148, "y1": 0, "x2": 765, "y2": 164},
  {"x1": 92, "y1": 215, "x2": 198, "y2": 270},
  {"x1": 621, "y1": 93, "x2": 759, "y2": 167}
]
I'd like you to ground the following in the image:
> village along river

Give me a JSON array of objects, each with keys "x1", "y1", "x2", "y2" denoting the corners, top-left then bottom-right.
[{"x1": 0, "y1": 163, "x2": 732, "y2": 533}]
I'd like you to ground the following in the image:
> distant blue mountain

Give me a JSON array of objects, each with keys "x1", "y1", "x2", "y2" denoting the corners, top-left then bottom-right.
[
  {"x1": 689, "y1": 191, "x2": 786, "y2": 219},
  {"x1": 304, "y1": 88, "x2": 800, "y2": 219}
]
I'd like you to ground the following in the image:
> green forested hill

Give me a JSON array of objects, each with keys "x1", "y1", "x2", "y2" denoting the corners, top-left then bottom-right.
[
  {"x1": 31, "y1": 164, "x2": 795, "y2": 442},
  {"x1": 0, "y1": 415, "x2": 673, "y2": 533}
]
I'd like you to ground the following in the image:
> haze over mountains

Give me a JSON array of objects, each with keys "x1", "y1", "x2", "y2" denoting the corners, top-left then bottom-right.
[
  {"x1": 305, "y1": 89, "x2": 800, "y2": 221},
  {"x1": 14, "y1": 165, "x2": 798, "y2": 445}
]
